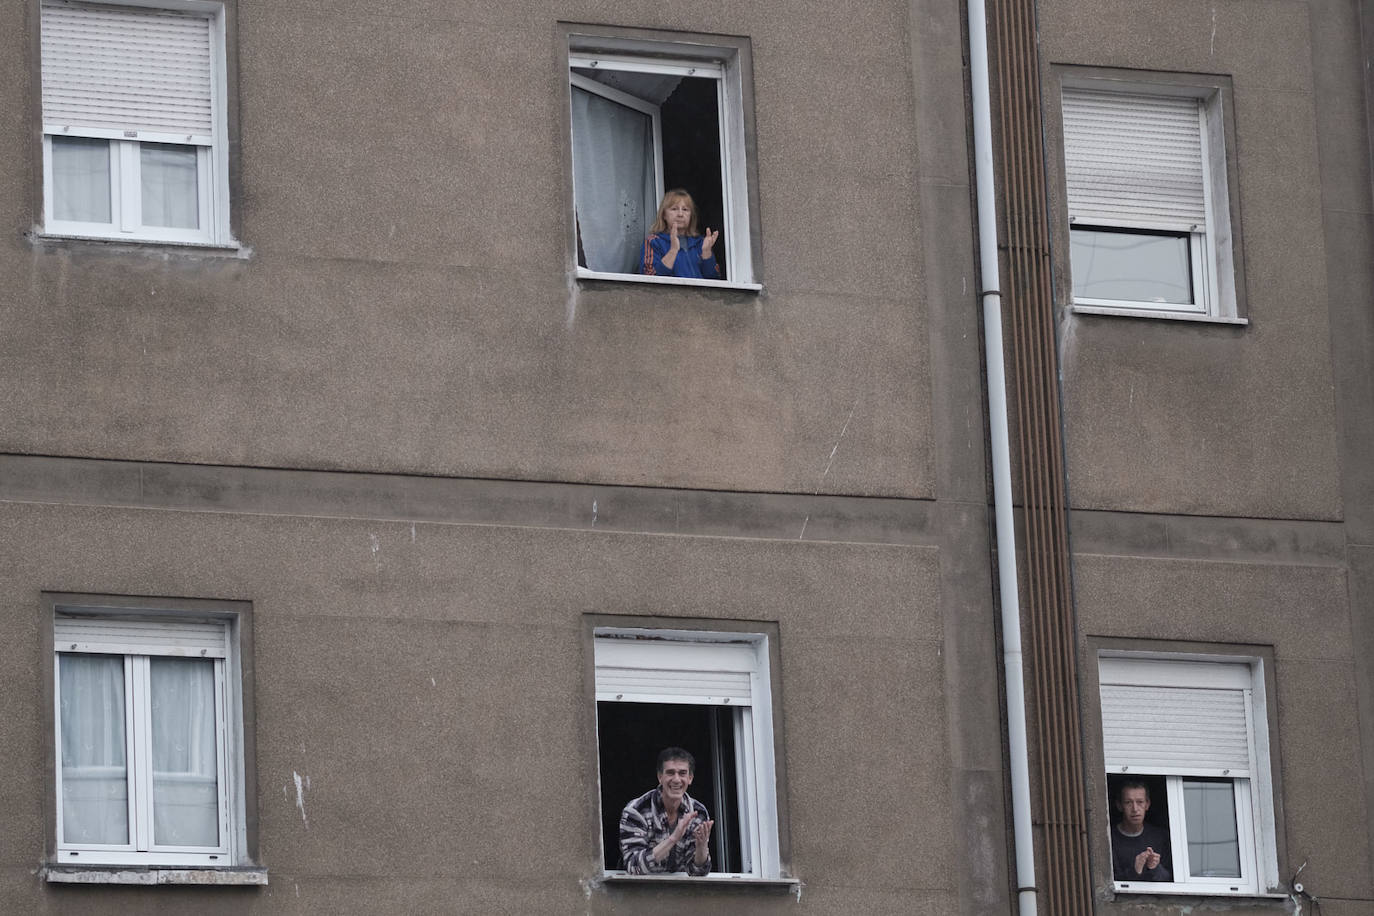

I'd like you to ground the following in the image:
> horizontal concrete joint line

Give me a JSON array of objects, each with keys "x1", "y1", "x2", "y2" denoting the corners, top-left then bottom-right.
[{"x1": 0, "y1": 454, "x2": 949, "y2": 547}]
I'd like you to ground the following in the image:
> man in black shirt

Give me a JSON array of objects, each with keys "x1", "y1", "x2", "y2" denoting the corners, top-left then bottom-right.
[{"x1": 1111, "y1": 781, "x2": 1173, "y2": 882}]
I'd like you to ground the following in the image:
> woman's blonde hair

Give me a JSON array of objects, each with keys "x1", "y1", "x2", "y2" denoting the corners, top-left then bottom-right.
[{"x1": 649, "y1": 189, "x2": 700, "y2": 236}]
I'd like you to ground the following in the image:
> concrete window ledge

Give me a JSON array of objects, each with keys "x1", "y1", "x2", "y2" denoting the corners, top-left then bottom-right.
[
  {"x1": 45, "y1": 866, "x2": 268, "y2": 886},
  {"x1": 600, "y1": 873, "x2": 800, "y2": 889}
]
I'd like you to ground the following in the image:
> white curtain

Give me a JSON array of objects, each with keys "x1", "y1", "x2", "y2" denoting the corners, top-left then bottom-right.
[
  {"x1": 51, "y1": 136, "x2": 111, "y2": 223},
  {"x1": 59, "y1": 654, "x2": 129, "y2": 845},
  {"x1": 150, "y1": 657, "x2": 219, "y2": 847},
  {"x1": 571, "y1": 86, "x2": 656, "y2": 274},
  {"x1": 140, "y1": 143, "x2": 199, "y2": 229}
]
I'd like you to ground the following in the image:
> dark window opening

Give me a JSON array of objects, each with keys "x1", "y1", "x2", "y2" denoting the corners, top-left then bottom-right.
[
  {"x1": 1107, "y1": 773, "x2": 1175, "y2": 877},
  {"x1": 571, "y1": 68, "x2": 726, "y2": 279},
  {"x1": 660, "y1": 77, "x2": 725, "y2": 279},
  {"x1": 597, "y1": 701, "x2": 742, "y2": 873}
]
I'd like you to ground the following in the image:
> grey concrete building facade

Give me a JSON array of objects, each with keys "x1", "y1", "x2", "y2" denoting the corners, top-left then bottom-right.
[{"x1": 0, "y1": 0, "x2": 1371, "y2": 914}]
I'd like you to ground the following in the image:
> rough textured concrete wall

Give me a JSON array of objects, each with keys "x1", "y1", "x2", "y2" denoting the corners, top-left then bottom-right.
[
  {"x1": 1040, "y1": 0, "x2": 1374, "y2": 910},
  {"x1": 0, "y1": 498, "x2": 957, "y2": 914},
  {"x1": 1038, "y1": 0, "x2": 1343, "y2": 519},
  {"x1": 1072, "y1": 542, "x2": 1370, "y2": 911},
  {"x1": 0, "y1": 0, "x2": 937, "y2": 499},
  {"x1": 0, "y1": 0, "x2": 1009, "y2": 911}
]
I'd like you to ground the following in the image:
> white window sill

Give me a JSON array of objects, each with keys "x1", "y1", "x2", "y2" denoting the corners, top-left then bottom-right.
[
  {"x1": 1072, "y1": 303, "x2": 1248, "y2": 325},
  {"x1": 576, "y1": 267, "x2": 762, "y2": 292},
  {"x1": 601, "y1": 872, "x2": 799, "y2": 888},
  {"x1": 30, "y1": 230, "x2": 247, "y2": 259},
  {"x1": 45, "y1": 865, "x2": 268, "y2": 886},
  {"x1": 1113, "y1": 882, "x2": 1286, "y2": 899}
]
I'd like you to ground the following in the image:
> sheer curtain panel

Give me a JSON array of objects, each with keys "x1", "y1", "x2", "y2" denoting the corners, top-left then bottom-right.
[{"x1": 571, "y1": 86, "x2": 656, "y2": 274}]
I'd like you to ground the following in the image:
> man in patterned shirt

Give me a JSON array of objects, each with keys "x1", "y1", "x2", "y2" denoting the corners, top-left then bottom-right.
[{"x1": 619, "y1": 747, "x2": 715, "y2": 875}]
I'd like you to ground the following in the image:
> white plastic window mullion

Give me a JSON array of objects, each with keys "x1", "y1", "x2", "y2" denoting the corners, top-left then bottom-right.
[
  {"x1": 41, "y1": 137, "x2": 56, "y2": 232},
  {"x1": 1188, "y1": 231, "x2": 1209, "y2": 310},
  {"x1": 52, "y1": 652, "x2": 68, "y2": 848},
  {"x1": 214, "y1": 658, "x2": 231, "y2": 856},
  {"x1": 716, "y1": 76, "x2": 734, "y2": 279},
  {"x1": 651, "y1": 109, "x2": 665, "y2": 207},
  {"x1": 1165, "y1": 776, "x2": 1189, "y2": 882},
  {"x1": 734, "y1": 705, "x2": 759, "y2": 876},
  {"x1": 117, "y1": 141, "x2": 138, "y2": 235},
  {"x1": 197, "y1": 145, "x2": 214, "y2": 236},
  {"x1": 1195, "y1": 101, "x2": 1220, "y2": 314},
  {"x1": 129, "y1": 655, "x2": 153, "y2": 852},
  {"x1": 1235, "y1": 779, "x2": 1257, "y2": 892},
  {"x1": 209, "y1": 6, "x2": 228, "y2": 245}
]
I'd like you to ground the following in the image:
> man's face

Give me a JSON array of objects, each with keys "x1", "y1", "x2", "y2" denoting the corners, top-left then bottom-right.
[
  {"x1": 657, "y1": 758, "x2": 694, "y2": 804},
  {"x1": 1118, "y1": 786, "x2": 1150, "y2": 830}
]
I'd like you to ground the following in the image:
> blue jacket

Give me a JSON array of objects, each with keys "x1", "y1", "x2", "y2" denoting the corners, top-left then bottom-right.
[{"x1": 641, "y1": 233, "x2": 720, "y2": 279}]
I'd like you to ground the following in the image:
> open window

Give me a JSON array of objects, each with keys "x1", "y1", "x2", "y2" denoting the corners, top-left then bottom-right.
[
  {"x1": 1062, "y1": 80, "x2": 1237, "y2": 319},
  {"x1": 1099, "y1": 655, "x2": 1278, "y2": 896},
  {"x1": 47, "y1": 596, "x2": 259, "y2": 880},
  {"x1": 567, "y1": 31, "x2": 758, "y2": 289},
  {"x1": 594, "y1": 628, "x2": 780, "y2": 878},
  {"x1": 39, "y1": 0, "x2": 235, "y2": 246}
]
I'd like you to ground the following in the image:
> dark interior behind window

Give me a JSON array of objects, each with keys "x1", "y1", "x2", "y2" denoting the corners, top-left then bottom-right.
[{"x1": 597, "y1": 701, "x2": 741, "y2": 872}]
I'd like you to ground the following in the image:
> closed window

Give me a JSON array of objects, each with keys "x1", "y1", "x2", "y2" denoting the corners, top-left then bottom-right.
[
  {"x1": 40, "y1": 0, "x2": 233, "y2": 245},
  {"x1": 1063, "y1": 83, "x2": 1236, "y2": 319},
  {"x1": 594, "y1": 628, "x2": 781, "y2": 878},
  {"x1": 1100, "y1": 656, "x2": 1278, "y2": 895},
  {"x1": 52, "y1": 606, "x2": 248, "y2": 869},
  {"x1": 568, "y1": 31, "x2": 758, "y2": 289}
]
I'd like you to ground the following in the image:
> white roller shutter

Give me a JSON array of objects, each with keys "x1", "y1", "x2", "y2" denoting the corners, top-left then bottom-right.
[
  {"x1": 41, "y1": 0, "x2": 214, "y2": 139},
  {"x1": 1101, "y1": 684, "x2": 1251, "y2": 775},
  {"x1": 55, "y1": 615, "x2": 228, "y2": 658},
  {"x1": 1099, "y1": 658, "x2": 1256, "y2": 777},
  {"x1": 595, "y1": 636, "x2": 756, "y2": 705},
  {"x1": 1063, "y1": 88, "x2": 1206, "y2": 232}
]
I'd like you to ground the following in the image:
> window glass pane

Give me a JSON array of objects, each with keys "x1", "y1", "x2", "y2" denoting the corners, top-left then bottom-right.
[
  {"x1": 1070, "y1": 227, "x2": 1193, "y2": 304},
  {"x1": 150, "y1": 657, "x2": 219, "y2": 847},
  {"x1": 140, "y1": 143, "x2": 200, "y2": 229},
  {"x1": 59, "y1": 654, "x2": 129, "y2": 845},
  {"x1": 51, "y1": 136, "x2": 112, "y2": 224},
  {"x1": 1184, "y1": 778, "x2": 1241, "y2": 877},
  {"x1": 571, "y1": 84, "x2": 657, "y2": 274}
]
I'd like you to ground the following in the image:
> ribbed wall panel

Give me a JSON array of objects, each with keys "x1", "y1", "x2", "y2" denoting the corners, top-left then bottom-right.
[
  {"x1": 988, "y1": 0, "x2": 1094, "y2": 907},
  {"x1": 41, "y1": 0, "x2": 213, "y2": 136}
]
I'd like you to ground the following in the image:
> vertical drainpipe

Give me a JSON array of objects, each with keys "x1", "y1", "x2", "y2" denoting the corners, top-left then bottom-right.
[{"x1": 967, "y1": 0, "x2": 1038, "y2": 911}]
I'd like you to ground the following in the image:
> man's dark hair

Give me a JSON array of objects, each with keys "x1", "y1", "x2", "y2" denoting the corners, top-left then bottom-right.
[
  {"x1": 1117, "y1": 779, "x2": 1150, "y2": 803},
  {"x1": 657, "y1": 747, "x2": 696, "y2": 775}
]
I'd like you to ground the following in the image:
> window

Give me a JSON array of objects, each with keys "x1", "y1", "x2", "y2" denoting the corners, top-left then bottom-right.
[
  {"x1": 50, "y1": 601, "x2": 252, "y2": 871},
  {"x1": 1099, "y1": 655, "x2": 1278, "y2": 895},
  {"x1": 40, "y1": 0, "x2": 234, "y2": 246},
  {"x1": 1062, "y1": 81, "x2": 1236, "y2": 319},
  {"x1": 594, "y1": 628, "x2": 781, "y2": 878},
  {"x1": 567, "y1": 30, "x2": 758, "y2": 289}
]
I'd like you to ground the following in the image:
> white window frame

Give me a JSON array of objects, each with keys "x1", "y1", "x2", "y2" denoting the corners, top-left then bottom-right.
[
  {"x1": 568, "y1": 34, "x2": 759, "y2": 291},
  {"x1": 52, "y1": 609, "x2": 247, "y2": 868},
  {"x1": 593, "y1": 628, "x2": 781, "y2": 879},
  {"x1": 1063, "y1": 79, "x2": 1238, "y2": 322},
  {"x1": 39, "y1": 0, "x2": 235, "y2": 247},
  {"x1": 1099, "y1": 654, "x2": 1279, "y2": 896}
]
